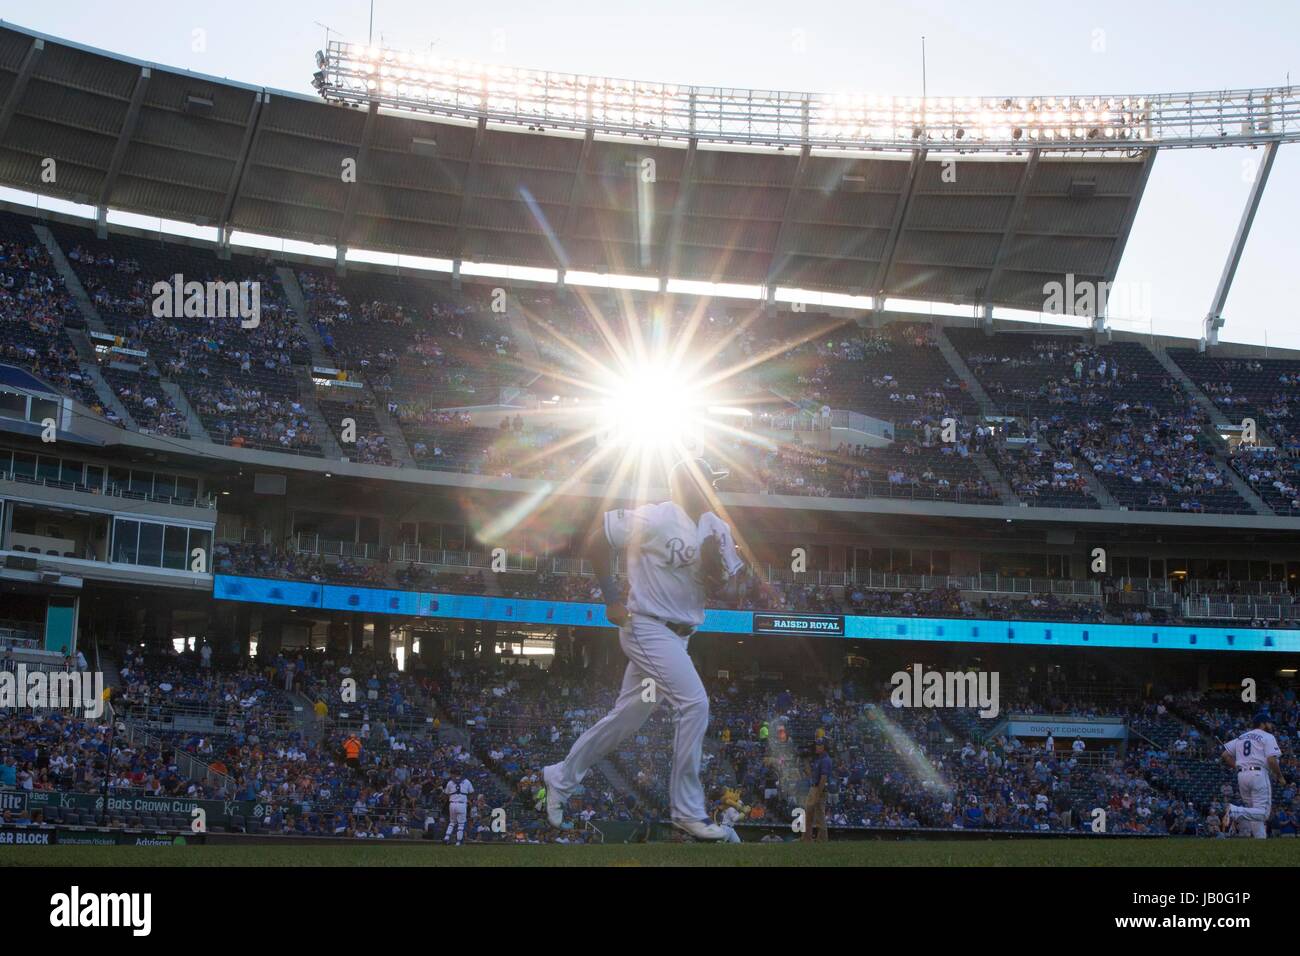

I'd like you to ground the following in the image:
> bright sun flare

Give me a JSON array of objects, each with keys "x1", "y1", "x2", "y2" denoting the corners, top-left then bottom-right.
[
  {"x1": 478, "y1": 291, "x2": 847, "y2": 546},
  {"x1": 600, "y1": 363, "x2": 699, "y2": 450}
]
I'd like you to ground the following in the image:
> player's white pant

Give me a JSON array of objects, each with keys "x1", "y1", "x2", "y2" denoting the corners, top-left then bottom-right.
[
  {"x1": 546, "y1": 614, "x2": 710, "y2": 824},
  {"x1": 446, "y1": 801, "x2": 467, "y2": 843},
  {"x1": 1228, "y1": 769, "x2": 1271, "y2": 838}
]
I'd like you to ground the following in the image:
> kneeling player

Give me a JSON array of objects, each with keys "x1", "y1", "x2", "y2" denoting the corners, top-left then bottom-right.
[{"x1": 1220, "y1": 711, "x2": 1283, "y2": 839}]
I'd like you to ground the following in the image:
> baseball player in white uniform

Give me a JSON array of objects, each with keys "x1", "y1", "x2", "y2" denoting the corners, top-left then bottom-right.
[
  {"x1": 444, "y1": 770, "x2": 474, "y2": 845},
  {"x1": 1220, "y1": 712, "x2": 1283, "y2": 839},
  {"x1": 543, "y1": 458, "x2": 745, "y2": 842}
]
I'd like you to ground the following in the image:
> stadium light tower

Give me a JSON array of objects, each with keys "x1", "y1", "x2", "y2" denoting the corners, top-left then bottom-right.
[{"x1": 312, "y1": 41, "x2": 1300, "y2": 155}]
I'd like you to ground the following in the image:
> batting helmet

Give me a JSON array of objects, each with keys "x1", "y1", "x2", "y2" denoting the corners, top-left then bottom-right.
[{"x1": 668, "y1": 457, "x2": 729, "y2": 490}]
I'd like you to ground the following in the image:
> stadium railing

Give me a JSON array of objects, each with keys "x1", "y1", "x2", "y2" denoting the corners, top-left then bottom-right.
[
  {"x1": 762, "y1": 407, "x2": 894, "y2": 441},
  {"x1": 764, "y1": 569, "x2": 1101, "y2": 596},
  {"x1": 386, "y1": 543, "x2": 584, "y2": 573},
  {"x1": 1178, "y1": 598, "x2": 1300, "y2": 621},
  {"x1": 0, "y1": 468, "x2": 217, "y2": 510},
  {"x1": 292, "y1": 533, "x2": 378, "y2": 560},
  {"x1": 1119, "y1": 577, "x2": 1290, "y2": 596},
  {"x1": 104, "y1": 700, "x2": 235, "y2": 795},
  {"x1": 237, "y1": 540, "x2": 1117, "y2": 601},
  {"x1": 0, "y1": 621, "x2": 43, "y2": 647}
]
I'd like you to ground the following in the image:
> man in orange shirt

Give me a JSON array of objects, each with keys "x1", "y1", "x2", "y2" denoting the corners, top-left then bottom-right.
[{"x1": 343, "y1": 733, "x2": 362, "y2": 772}]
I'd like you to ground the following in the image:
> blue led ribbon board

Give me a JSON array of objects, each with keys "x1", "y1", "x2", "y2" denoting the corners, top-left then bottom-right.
[{"x1": 212, "y1": 575, "x2": 1299, "y2": 653}]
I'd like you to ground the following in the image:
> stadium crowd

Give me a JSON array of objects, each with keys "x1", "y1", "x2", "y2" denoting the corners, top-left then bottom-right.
[{"x1": 5, "y1": 645, "x2": 1293, "y2": 843}]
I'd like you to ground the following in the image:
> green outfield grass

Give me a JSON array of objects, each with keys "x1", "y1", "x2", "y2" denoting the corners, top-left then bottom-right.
[{"x1": 4, "y1": 838, "x2": 1298, "y2": 867}]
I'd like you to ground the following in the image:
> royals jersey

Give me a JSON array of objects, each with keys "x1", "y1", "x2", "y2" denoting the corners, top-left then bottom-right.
[
  {"x1": 445, "y1": 778, "x2": 474, "y2": 804},
  {"x1": 1225, "y1": 729, "x2": 1280, "y2": 771},
  {"x1": 604, "y1": 502, "x2": 744, "y2": 627}
]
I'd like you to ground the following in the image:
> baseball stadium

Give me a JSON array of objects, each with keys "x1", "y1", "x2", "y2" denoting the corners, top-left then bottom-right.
[{"x1": 1, "y1": 1, "x2": 1299, "y2": 880}]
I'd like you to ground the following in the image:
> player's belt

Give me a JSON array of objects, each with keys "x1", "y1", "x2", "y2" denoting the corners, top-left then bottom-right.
[{"x1": 638, "y1": 613, "x2": 696, "y2": 638}]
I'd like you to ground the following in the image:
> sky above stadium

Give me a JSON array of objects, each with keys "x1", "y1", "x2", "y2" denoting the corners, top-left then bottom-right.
[{"x1": 7, "y1": 0, "x2": 1300, "y2": 348}]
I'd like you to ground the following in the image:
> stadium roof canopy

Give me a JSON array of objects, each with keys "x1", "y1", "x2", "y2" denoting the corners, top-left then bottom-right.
[{"x1": 0, "y1": 22, "x2": 1292, "y2": 317}]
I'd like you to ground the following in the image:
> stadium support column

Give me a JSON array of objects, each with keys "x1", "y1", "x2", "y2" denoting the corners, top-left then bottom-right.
[
  {"x1": 481, "y1": 621, "x2": 498, "y2": 662},
  {"x1": 146, "y1": 604, "x2": 173, "y2": 654},
  {"x1": 552, "y1": 626, "x2": 570, "y2": 663},
  {"x1": 235, "y1": 605, "x2": 252, "y2": 660},
  {"x1": 350, "y1": 614, "x2": 366, "y2": 655},
  {"x1": 0, "y1": 38, "x2": 43, "y2": 159},
  {"x1": 1091, "y1": 309, "x2": 1109, "y2": 342},
  {"x1": 336, "y1": 100, "x2": 378, "y2": 277},
  {"x1": 210, "y1": 602, "x2": 232, "y2": 660},
  {"x1": 97, "y1": 66, "x2": 151, "y2": 239},
  {"x1": 982, "y1": 147, "x2": 1039, "y2": 325},
  {"x1": 559, "y1": 128, "x2": 595, "y2": 274},
  {"x1": 1101, "y1": 147, "x2": 1155, "y2": 313},
  {"x1": 765, "y1": 144, "x2": 813, "y2": 309},
  {"x1": 373, "y1": 616, "x2": 391, "y2": 663},
  {"x1": 261, "y1": 610, "x2": 285, "y2": 658},
  {"x1": 217, "y1": 91, "x2": 267, "y2": 262},
  {"x1": 452, "y1": 116, "x2": 488, "y2": 291},
  {"x1": 661, "y1": 137, "x2": 697, "y2": 289},
  {"x1": 421, "y1": 627, "x2": 445, "y2": 667},
  {"x1": 1202, "y1": 139, "x2": 1280, "y2": 351},
  {"x1": 461, "y1": 619, "x2": 477, "y2": 660},
  {"x1": 874, "y1": 147, "x2": 927, "y2": 305},
  {"x1": 327, "y1": 614, "x2": 349, "y2": 656}
]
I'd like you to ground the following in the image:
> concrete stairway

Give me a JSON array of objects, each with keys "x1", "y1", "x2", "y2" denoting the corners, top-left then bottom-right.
[
  {"x1": 973, "y1": 450, "x2": 1020, "y2": 506},
  {"x1": 293, "y1": 367, "x2": 344, "y2": 460},
  {"x1": 1076, "y1": 463, "x2": 1119, "y2": 509},
  {"x1": 367, "y1": 389, "x2": 416, "y2": 467},
  {"x1": 935, "y1": 328, "x2": 997, "y2": 416},
  {"x1": 33, "y1": 224, "x2": 113, "y2": 336},
  {"x1": 34, "y1": 228, "x2": 136, "y2": 427},
  {"x1": 96, "y1": 653, "x2": 123, "y2": 694},
  {"x1": 161, "y1": 380, "x2": 212, "y2": 442},
  {"x1": 75, "y1": 352, "x2": 138, "y2": 429},
  {"x1": 276, "y1": 266, "x2": 332, "y2": 368},
  {"x1": 1221, "y1": 465, "x2": 1272, "y2": 516},
  {"x1": 1151, "y1": 348, "x2": 1270, "y2": 514},
  {"x1": 38, "y1": 223, "x2": 206, "y2": 441},
  {"x1": 63, "y1": 326, "x2": 98, "y2": 365},
  {"x1": 1153, "y1": 345, "x2": 1233, "y2": 429},
  {"x1": 506, "y1": 299, "x2": 544, "y2": 369}
]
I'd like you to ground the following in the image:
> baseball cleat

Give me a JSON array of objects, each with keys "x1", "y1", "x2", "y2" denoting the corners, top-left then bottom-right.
[
  {"x1": 1220, "y1": 806, "x2": 1233, "y2": 834},
  {"x1": 673, "y1": 818, "x2": 739, "y2": 842},
  {"x1": 542, "y1": 764, "x2": 566, "y2": 828}
]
